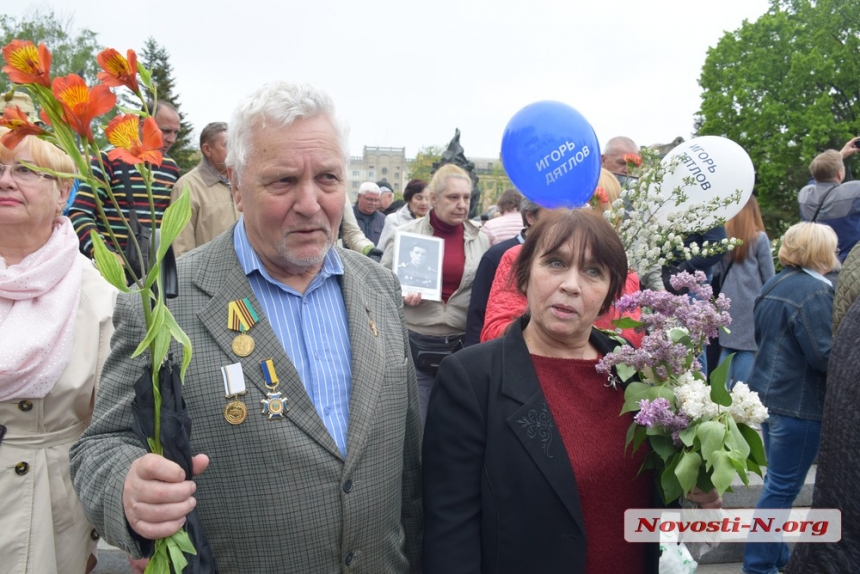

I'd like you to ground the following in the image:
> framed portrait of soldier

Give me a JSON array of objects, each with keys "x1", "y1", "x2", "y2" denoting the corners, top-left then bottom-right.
[{"x1": 393, "y1": 231, "x2": 444, "y2": 302}]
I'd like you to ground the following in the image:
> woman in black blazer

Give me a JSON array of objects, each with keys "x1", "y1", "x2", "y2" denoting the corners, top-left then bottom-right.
[{"x1": 422, "y1": 209, "x2": 715, "y2": 573}]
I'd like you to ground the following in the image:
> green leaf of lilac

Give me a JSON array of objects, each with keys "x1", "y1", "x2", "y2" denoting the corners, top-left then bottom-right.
[
  {"x1": 708, "y1": 450, "x2": 736, "y2": 495},
  {"x1": 612, "y1": 317, "x2": 644, "y2": 329},
  {"x1": 675, "y1": 450, "x2": 702, "y2": 495},
  {"x1": 709, "y1": 353, "x2": 733, "y2": 406},
  {"x1": 660, "y1": 453, "x2": 684, "y2": 505},
  {"x1": 616, "y1": 362, "x2": 637, "y2": 383},
  {"x1": 678, "y1": 426, "x2": 698, "y2": 448},
  {"x1": 725, "y1": 416, "x2": 751, "y2": 460},
  {"x1": 621, "y1": 383, "x2": 675, "y2": 414},
  {"x1": 90, "y1": 231, "x2": 130, "y2": 292},
  {"x1": 144, "y1": 543, "x2": 170, "y2": 574},
  {"x1": 649, "y1": 435, "x2": 677, "y2": 462},
  {"x1": 696, "y1": 420, "x2": 727, "y2": 468},
  {"x1": 737, "y1": 422, "x2": 767, "y2": 466},
  {"x1": 669, "y1": 328, "x2": 692, "y2": 348}
]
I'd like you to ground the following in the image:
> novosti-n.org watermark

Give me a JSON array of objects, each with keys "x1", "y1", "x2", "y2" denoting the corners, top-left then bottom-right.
[{"x1": 624, "y1": 509, "x2": 841, "y2": 543}]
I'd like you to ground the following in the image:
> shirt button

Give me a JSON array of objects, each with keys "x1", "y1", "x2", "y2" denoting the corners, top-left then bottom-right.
[
  {"x1": 15, "y1": 462, "x2": 29, "y2": 475},
  {"x1": 18, "y1": 400, "x2": 33, "y2": 412},
  {"x1": 345, "y1": 551, "x2": 354, "y2": 566},
  {"x1": 343, "y1": 479, "x2": 353, "y2": 493}
]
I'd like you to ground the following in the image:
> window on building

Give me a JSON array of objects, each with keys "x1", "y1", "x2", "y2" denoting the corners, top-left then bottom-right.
[
  {"x1": 352, "y1": 170, "x2": 359, "y2": 176},
  {"x1": 394, "y1": 172, "x2": 400, "y2": 180},
  {"x1": 368, "y1": 165, "x2": 374, "y2": 170},
  {"x1": 368, "y1": 171, "x2": 375, "y2": 178},
  {"x1": 394, "y1": 183, "x2": 400, "y2": 191},
  {"x1": 381, "y1": 167, "x2": 388, "y2": 175},
  {"x1": 352, "y1": 181, "x2": 359, "y2": 188}
]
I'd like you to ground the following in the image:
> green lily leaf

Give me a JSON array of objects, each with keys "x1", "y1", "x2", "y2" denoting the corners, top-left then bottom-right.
[
  {"x1": 162, "y1": 308, "x2": 193, "y2": 381},
  {"x1": 131, "y1": 299, "x2": 167, "y2": 358},
  {"x1": 157, "y1": 188, "x2": 191, "y2": 261},
  {"x1": 90, "y1": 232, "x2": 130, "y2": 292},
  {"x1": 675, "y1": 450, "x2": 702, "y2": 495},
  {"x1": 165, "y1": 536, "x2": 189, "y2": 574}
]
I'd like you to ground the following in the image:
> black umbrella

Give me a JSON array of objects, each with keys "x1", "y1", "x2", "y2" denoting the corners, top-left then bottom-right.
[{"x1": 131, "y1": 357, "x2": 218, "y2": 573}]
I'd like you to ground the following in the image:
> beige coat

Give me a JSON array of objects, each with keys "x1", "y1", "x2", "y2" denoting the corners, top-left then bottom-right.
[
  {"x1": 171, "y1": 160, "x2": 239, "y2": 256},
  {"x1": 381, "y1": 213, "x2": 488, "y2": 336},
  {"x1": 0, "y1": 256, "x2": 116, "y2": 573}
]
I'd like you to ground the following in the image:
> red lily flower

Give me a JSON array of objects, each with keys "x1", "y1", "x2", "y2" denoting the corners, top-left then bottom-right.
[
  {"x1": 97, "y1": 48, "x2": 140, "y2": 94},
  {"x1": 51, "y1": 74, "x2": 116, "y2": 143},
  {"x1": 624, "y1": 153, "x2": 643, "y2": 168},
  {"x1": 0, "y1": 105, "x2": 48, "y2": 149},
  {"x1": 105, "y1": 114, "x2": 164, "y2": 166},
  {"x1": 1, "y1": 40, "x2": 52, "y2": 88}
]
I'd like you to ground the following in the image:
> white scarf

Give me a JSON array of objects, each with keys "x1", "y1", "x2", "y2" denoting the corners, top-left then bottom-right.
[{"x1": 0, "y1": 217, "x2": 83, "y2": 400}]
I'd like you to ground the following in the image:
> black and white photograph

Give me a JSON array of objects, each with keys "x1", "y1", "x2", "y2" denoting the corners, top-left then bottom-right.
[{"x1": 393, "y1": 231, "x2": 444, "y2": 302}]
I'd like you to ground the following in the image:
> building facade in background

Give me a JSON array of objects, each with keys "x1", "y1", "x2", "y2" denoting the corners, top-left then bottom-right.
[{"x1": 347, "y1": 146, "x2": 407, "y2": 201}]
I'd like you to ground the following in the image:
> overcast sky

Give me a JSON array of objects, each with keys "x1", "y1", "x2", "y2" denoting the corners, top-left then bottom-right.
[{"x1": 10, "y1": 0, "x2": 771, "y2": 159}]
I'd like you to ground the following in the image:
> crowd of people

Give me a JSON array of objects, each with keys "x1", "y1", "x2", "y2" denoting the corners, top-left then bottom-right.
[{"x1": 1, "y1": 76, "x2": 859, "y2": 574}]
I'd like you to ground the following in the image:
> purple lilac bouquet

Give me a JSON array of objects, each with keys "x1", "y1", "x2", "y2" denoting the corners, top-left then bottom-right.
[{"x1": 597, "y1": 271, "x2": 768, "y2": 504}]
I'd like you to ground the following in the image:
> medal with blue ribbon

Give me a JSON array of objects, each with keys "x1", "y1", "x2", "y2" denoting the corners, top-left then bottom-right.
[
  {"x1": 260, "y1": 358, "x2": 289, "y2": 419},
  {"x1": 228, "y1": 298, "x2": 259, "y2": 357}
]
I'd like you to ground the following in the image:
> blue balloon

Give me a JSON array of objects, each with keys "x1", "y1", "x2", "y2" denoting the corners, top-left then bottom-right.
[{"x1": 500, "y1": 101, "x2": 601, "y2": 209}]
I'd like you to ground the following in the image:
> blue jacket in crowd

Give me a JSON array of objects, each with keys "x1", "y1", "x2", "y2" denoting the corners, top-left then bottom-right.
[{"x1": 749, "y1": 267, "x2": 833, "y2": 421}]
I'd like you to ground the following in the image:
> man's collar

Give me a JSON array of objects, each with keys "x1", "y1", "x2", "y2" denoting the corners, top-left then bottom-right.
[
  {"x1": 199, "y1": 157, "x2": 231, "y2": 187},
  {"x1": 233, "y1": 218, "x2": 344, "y2": 291}
]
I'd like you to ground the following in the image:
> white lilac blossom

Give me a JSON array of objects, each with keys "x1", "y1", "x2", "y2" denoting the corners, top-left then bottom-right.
[
  {"x1": 728, "y1": 383, "x2": 769, "y2": 426},
  {"x1": 604, "y1": 149, "x2": 742, "y2": 275},
  {"x1": 675, "y1": 379, "x2": 721, "y2": 421}
]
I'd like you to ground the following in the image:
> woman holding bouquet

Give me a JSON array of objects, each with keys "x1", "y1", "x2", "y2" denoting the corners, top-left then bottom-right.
[
  {"x1": 422, "y1": 209, "x2": 715, "y2": 573},
  {"x1": 742, "y1": 222, "x2": 839, "y2": 574},
  {"x1": 0, "y1": 125, "x2": 116, "y2": 573}
]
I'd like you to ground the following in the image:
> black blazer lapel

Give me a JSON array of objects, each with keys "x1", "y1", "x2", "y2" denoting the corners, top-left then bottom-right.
[{"x1": 500, "y1": 319, "x2": 587, "y2": 536}]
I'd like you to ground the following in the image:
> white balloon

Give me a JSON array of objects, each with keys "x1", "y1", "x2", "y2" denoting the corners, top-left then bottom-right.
[{"x1": 651, "y1": 136, "x2": 755, "y2": 226}]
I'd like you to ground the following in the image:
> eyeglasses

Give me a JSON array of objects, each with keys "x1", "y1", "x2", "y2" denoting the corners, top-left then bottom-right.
[
  {"x1": 0, "y1": 163, "x2": 57, "y2": 183},
  {"x1": 612, "y1": 173, "x2": 640, "y2": 189}
]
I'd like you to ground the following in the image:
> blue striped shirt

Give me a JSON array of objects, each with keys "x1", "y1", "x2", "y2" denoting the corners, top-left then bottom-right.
[{"x1": 234, "y1": 220, "x2": 352, "y2": 457}]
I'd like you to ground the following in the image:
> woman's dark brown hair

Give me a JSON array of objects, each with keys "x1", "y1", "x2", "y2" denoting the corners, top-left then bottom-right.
[
  {"x1": 513, "y1": 208, "x2": 628, "y2": 315},
  {"x1": 403, "y1": 178, "x2": 428, "y2": 202}
]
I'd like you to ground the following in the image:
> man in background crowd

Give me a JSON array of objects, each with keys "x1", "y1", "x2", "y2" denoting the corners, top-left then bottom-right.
[{"x1": 171, "y1": 121, "x2": 239, "y2": 256}]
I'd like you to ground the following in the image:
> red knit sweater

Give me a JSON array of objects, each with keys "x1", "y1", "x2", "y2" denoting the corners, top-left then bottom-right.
[
  {"x1": 532, "y1": 354, "x2": 653, "y2": 574},
  {"x1": 429, "y1": 210, "x2": 465, "y2": 303}
]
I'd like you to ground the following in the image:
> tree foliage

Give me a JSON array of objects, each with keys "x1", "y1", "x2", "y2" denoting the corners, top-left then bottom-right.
[
  {"x1": 140, "y1": 37, "x2": 196, "y2": 172},
  {"x1": 696, "y1": 0, "x2": 860, "y2": 233},
  {"x1": 406, "y1": 145, "x2": 443, "y2": 183}
]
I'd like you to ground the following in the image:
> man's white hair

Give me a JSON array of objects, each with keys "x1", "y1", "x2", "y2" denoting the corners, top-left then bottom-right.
[
  {"x1": 358, "y1": 182, "x2": 381, "y2": 195},
  {"x1": 226, "y1": 82, "x2": 350, "y2": 181}
]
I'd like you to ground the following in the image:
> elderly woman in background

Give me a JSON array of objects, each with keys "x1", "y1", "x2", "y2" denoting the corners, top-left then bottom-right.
[
  {"x1": 423, "y1": 209, "x2": 716, "y2": 573},
  {"x1": 479, "y1": 188, "x2": 524, "y2": 246},
  {"x1": 381, "y1": 164, "x2": 489, "y2": 423},
  {"x1": 742, "y1": 221, "x2": 839, "y2": 574},
  {"x1": 0, "y1": 127, "x2": 116, "y2": 573},
  {"x1": 377, "y1": 178, "x2": 431, "y2": 252}
]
